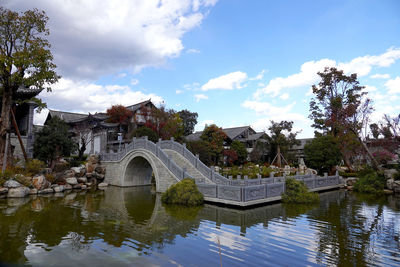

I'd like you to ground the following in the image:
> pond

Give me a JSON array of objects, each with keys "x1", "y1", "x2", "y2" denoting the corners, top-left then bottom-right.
[{"x1": 0, "y1": 187, "x2": 399, "y2": 266}]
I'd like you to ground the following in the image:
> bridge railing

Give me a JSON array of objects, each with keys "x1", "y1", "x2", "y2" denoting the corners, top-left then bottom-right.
[
  {"x1": 100, "y1": 137, "x2": 191, "y2": 181},
  {"x1": 197, "y1": 174, "x2": 341, "y2": 203},
  {"x1": 159, "y1": 139, "x2": 232, "y2": 185}
]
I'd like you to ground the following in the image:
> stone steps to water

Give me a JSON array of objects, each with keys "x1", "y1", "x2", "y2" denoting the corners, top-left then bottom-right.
[{"x1": 162, "y1": 149, "x2": 214, "y2": 184}]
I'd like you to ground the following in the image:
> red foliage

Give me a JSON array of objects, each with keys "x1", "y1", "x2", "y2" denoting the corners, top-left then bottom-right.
[
  {"x1": 223, "y1": 149, "x2": 238, "y2": 166},
  {"x1": 106, "y1": 105, "x2": 133, "y2": 124}
]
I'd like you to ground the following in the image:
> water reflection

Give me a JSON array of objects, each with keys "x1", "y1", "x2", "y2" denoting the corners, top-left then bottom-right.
[{"x1": 0, "y1": 187, "x2": 399, "y2": 266}]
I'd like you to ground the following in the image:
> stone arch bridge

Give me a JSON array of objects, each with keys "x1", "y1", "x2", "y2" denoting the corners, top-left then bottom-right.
[{"x1": 100, "y1": 137, "x2": 343, "y2": 207}]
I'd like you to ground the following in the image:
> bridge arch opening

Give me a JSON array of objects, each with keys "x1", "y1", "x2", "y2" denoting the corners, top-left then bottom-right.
[{"x1": 124, "y1": 156, "x2": 156, "y2": 187}]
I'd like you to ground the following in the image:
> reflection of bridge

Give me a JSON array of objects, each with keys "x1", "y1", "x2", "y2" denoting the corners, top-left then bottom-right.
[{"x1": 101, "y1": 138, "x2": 343, "y2": 207}]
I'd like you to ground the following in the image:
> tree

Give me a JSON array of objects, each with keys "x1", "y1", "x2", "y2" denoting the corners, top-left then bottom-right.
[
  {"x1": 369, "y1": 123, "x2": 380, "y2": 139},
  {"x1": 267, "y1": 120, "x2": 299, "y2": 167},
  {"x1": 160, "y1": 113, "x2": 184, "y2": 141},
  {"x1": 309, "y1": 67, "x2": 378, "y2": 170},
  {"x1": 0, "y1": 8, "x2": 59, "y2": 165},
  {"x1": 186, "y1": 140, "x2": 212, "y2": 165},
  {"x1": 304, "y1": 134, "x2": 342, "y2": 175},
  {"x1": 33, "y1": 117, "x2": 77, "y2": 168},
  {"x1": 230, "y1": 140, "x2": 248, "y2": 165},
  {"x1": 178, "y1": 109, "x2": 198, "y2": 136},
  {"x1": 223, "y1": 149, "x2": 238, "y2": 166},
  {"x1": 73, "y1": 120, "x2": 94, "y2": 160},
  {"x1": 106, "y1": 105, "x2": 133, "y2": 125},
  {"x1": 131, "y1": 126, "x2": 159, "y2": 143},
  {"x1": 200, "y1": 124, "x2": 227, "y2": 165},
  {"x1": 249, "y1": 140, "x2": 270, "y2": 163}
]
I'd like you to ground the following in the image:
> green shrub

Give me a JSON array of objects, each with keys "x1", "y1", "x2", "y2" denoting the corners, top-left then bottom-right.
[
  {"x1": 25, "y1": 159, "x2": 46, "y2": 175},
  {"x1": 45, "y1": 173, "x2": 56, "y2": 184},
  {"x1": 354, "y1": 172, "x2": 385, "y2": 195},
  {"x1": 14, "y1": 174, "x2": 31, "y2": 187},
  {"x1": 0, "y1": 169, "x2": 17, "y2": 186},
  {"x1": 66, "y1": 155, "x2": 87, "y2": 167},
  {"x1": 394, "y1": 172, "x2": 400, "y2": 181},
  {"x1": 339, "y1": 172, "x2": 359, "y2": 178},
  {"x1": 161, "y1": 178, "x2": 204, "y2": 206},
  {"x1": 282, "y1": 178, "x2": 319, "y2": 204}
]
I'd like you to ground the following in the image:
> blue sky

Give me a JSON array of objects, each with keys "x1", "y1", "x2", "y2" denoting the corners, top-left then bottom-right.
[{"x1": 5, "y1": 0, "x2": 400, "y2": 137}]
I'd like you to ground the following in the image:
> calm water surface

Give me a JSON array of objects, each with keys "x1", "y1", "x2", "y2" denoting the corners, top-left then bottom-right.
[{"x1": 0, "y1": 187, "x2": 399, "y2": 266}]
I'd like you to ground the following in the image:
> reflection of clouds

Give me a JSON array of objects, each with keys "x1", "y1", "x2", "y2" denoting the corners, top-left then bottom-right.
[{"x1": 204, "y1": 231, "x2": 250, "y2": 252}]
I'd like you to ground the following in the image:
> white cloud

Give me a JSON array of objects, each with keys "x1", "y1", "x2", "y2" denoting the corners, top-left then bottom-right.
[
  {"x1": 241, "y1": 100, "x2": 309, "y2": 133},
  {"x1": 4, "y1": 0, "x2": 218, "y2": 79},
  {"x1": 254, "y1": 59, "x2": 336, "y2": 98},
  {"x1": 338, "y1": 47, "x2": 400, "y2": 76},
  {"x1": 385, "y1": 77, "x2": 400, "y2": 94},
  {"x1": 117, "y1": 72, "x2": 127, "y2": 78},
  {"x1": 35, "y1": 78, "x2": 164, "y2": 124},
  {"x1": 196, "y1": 119, "x2": 215, "y2": 131},
  {"x1": 176, "y1": 89, "x2": 183, "y2": 94},
  {"x1": 194, "y1": 94, "x2": 208, "y2": 102},
  {"x1": 201, "y1": 71, "x2": 248, "y2": 91},
  {"x1": 370, "y1": 73, "x2": 390, "y2": 79},
  {"x1": 249, "y1": 69, "x2": 267, "y2": 81},
  {"x1": 186, "y1": 48, "x2": 200, "y2": 54},
  {"x1": 280, "y1": 93, "x2": 289, "y2": 100},
  {"x1": 364, "y1": 85, "x2": 378, "y2": 92},
  {"x1": 130, "y1": 79, "x2": 139, "y2": 86},
  {"x1": 254, "y1": 48, "x2": 400, "y2": 99}
]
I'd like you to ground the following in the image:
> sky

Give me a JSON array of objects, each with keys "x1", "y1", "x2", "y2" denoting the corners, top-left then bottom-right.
[{"x1": 3, "y1": 0, "x2": 400, "y2": 138}]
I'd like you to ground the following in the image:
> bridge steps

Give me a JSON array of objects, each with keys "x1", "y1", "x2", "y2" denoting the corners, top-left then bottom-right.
[{"x1": 162, "y1": 149, "x2": 214, "y2": 184}]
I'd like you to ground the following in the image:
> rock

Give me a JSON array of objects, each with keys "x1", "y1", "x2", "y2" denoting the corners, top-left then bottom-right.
[
  {"x1": 346, "y1": 185, "x2": 354, "y2": 191},
  {"x1": 387, "y1": 179, "x2": 395, "y2": 190},
  {"x1": 32, "y1": 175, "x2": 51, "y2": 190},
  {"x1": 384, "y1": 189, "x2": 394, "y2": 195},
  {"x1": 73, "y1": 184, "x2": 82, "y2": 189},
  {"x1": 66, "y1": 177, "x2": 78, "y2": 185},
  {"x1": 39, "y1": 168, "x2": 52, "y2": 175},
  {"x1": 71, "y1": 166, "x2": 85, "y2": 177},
  {"x1": 0, "y1": 187, "x2": 8, "y2": 195},
  {"x1": 96, "y1": 174, "x2": 105, "y2": 180},
  {"x1": 64, "y1": 184, "x2": 72, "y2": 190},
  {"x1": 86, "y1": 182, "x2": 92, "y2": 187},
  {"x1": 54, "y1": 185, "x2": 64, "y2": 193},
  {"x1": 38, "y1": 188, "x2": 54, "y2": 194},
  {"x1": 29, "y1": 188, "x2": 38, "y2": 195},
  {"x1": 95, "y1": 166, "x2": 106, "y2": 175},
  {"x1": 77, "y1": 177, "x2": 87, "y2": 183},
  {"x1": 394, "y1": 181, "x2": 400, "y2": 194},
  {"x1": 345, "y1": 177, "x2": 358, "y2": 186},
  {"x1": 7, "y1": 187, "x2": 30, "y2": 198},
  {"x1": 86, "y1": 172, "x2": 93, "y2": 178},
  {"x1": 86, "y1": 162, "x2": 96, "y2": 173},
  {"x1": 87, "y1": 154, "x2": 99, "y2": 164},
  {"x1": 98, "y1": 182, "x2": 108, "y2": 188},
  {"x1": 81, "y1": 184, "x2": 87, "y2": 190},
  {"x1": 63, "y1": 169, "x2": 75, "y2": 178},
  {"x1": 4, "y1": 180, "x2": 22, "y2": 188},
  {"x1": 384, "y1": 169, "x2": 398, "y2": 180}
]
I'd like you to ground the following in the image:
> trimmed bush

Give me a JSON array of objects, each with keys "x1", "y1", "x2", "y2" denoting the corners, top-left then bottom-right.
[
  {"x1": 161, "y1": 178, "x2": 204, "y2": 206},
  {"x1": 354, "y1": 171, "x2": 385, "y2": 195},
  {"x1": 282, "y1": 178, "x2": 319, "y2": 204},
  {"x1": 25, "y1": 159, "x2": 46, "y2": 175}
]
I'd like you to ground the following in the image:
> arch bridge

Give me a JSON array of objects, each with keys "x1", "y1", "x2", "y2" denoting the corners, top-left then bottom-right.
[{"x1": 100, "y1": 137, "x2": 343, "y2": 206}]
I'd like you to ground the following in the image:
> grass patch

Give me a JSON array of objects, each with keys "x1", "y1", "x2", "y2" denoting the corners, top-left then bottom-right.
[
  {"x1": 282, "y1": 178, "x2": 319, "y2": 204},
  {"x1": 161, "y1": 178, "x2": 204, "y2": 206},
  {"x1": 354, "y1": 171, "x2": 385, "y2": 195}
]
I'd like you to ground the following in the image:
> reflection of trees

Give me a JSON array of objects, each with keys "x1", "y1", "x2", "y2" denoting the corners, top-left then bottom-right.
[
  {"x1": 309, "y1": 191, "x2": 400, "y2": 266},
  {"x1": 1, "y1": 188, "x2": 399, "y2": 266}
]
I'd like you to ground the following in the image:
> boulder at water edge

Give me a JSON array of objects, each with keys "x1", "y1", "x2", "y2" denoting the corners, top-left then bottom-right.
[
  {"x1": 7, "y1": 187, "x2": 30, "y2": 198},
  {"x1": 32, "y1": 175, "x2": 51, "y2": 190},
  {"x1": 4, "y1": 180, "x2": 22, "y2": 188},
  {"x1": 66, "y1": 177, "x2": 78, "y2": 185}
]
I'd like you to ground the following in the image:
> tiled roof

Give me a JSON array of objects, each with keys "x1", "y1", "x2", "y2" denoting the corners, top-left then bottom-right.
[
  {"x1": 125, "y1": 99, "x2": 153, "y2": 112},
  {"x1": 185, "y1": 126, "x2": 264, "y2": 142},
  {"x1": 47, "y1": 110, "x2": 88, "y2": 123}
]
